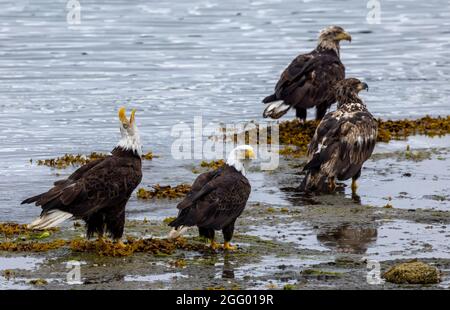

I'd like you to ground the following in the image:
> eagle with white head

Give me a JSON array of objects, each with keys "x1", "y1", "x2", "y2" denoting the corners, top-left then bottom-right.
[
  {"x1": 22, "y1": 107, "x2": 143, "y2": 242},
  {"x1": 168, "y1": 145, "x2": 256, "y2": 251}
]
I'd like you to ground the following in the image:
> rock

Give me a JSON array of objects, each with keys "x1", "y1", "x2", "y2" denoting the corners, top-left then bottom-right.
[{"x1": 383, "y1": 260, "x2": 440, "y2": 284}]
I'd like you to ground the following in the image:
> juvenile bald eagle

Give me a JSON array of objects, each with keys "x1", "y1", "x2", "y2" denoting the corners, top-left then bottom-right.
[
  {"x1": 263, "y1": 26, "x2": 351, "y2": 121},
  {"x1": 300, "y1": 78, "x2": 377, "y2": 193},
  {"x1": 168, "y1": 145, "x2": 255, "y2": 250},
  {"x1": 22, "y1": 107, "x2": 143, "y2": 241}
]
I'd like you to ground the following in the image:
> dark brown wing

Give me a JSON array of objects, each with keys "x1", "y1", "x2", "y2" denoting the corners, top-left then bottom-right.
[
  {"x1": 263, "y1": 53, "x2": 312, "y2": 104},
  {"x1": 304, "y1": 110, "x2": 378, "y2": 180},
  {"x1": 21, "y1": 158, "x2": 105, "y2": 206},
  {"x1": 307, "y1": 110, "x2": 342, "y2": 158},
  {"x1": 264, "y1": 50, "x2": 345, "y2": 110},
  {"x1": 337, "y1": 112, "x2": 378, "y2": 178},
  {"x1": 170, "y1": 166, "x2": 251, "y2": 230},
  {"x1": 52, "y1": 158, "x2": 104, "y2": 186},
  {"x1": 22, "y1": 156, "x2": 142, "y2": 218},
  {"x1": 176, "y1": 168, "x2": 222, "y2": 210}
]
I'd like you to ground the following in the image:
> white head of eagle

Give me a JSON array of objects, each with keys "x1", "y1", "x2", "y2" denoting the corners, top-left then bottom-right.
[
  {"x1": 317, "y1": 25, "x2": 352, "y2": 56},
  {"x1": 117, "y1": 107, "x2": 142, "y2": 157},
  {"x1": 226, "y1": 145, "x2": 256, "y2": 176},
  {"x1": 23, "y1": 106, "x2": 144, "y2": 236}
]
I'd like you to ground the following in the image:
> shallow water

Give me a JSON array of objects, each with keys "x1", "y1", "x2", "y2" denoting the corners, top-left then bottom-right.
[
  {"x1": 349, "y1": 136, "x2": 450, "y2": 210},
  {"x1": 124, "y1": 272, "x2": 187, "y2": 283},
  {"x1": 0, "y1": 256, "x2": 43, "y2": 271},
  {"x1": 368, "y1": 219, "x2": 450, "y2": 260},
  {"x1": 0, "y1": 256, "x2": 42, "y2": 289}
]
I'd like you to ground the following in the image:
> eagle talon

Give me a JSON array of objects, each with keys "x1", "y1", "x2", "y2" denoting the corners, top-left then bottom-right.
[
  {"x1": 223, "y1": 242, "x2": 236, "y2": 251},
  {"x1": 209, "y1": 240, "x2": 219, "y2": 250}
]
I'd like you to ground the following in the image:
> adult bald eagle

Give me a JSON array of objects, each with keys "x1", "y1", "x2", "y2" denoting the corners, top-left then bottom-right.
[
  {"x1": 263, "y1": 26, "x2": 351, "y2": 121},
  {"x1": 168, "y1": 145, "x2": 255, "y2": 250},
  {"x1": 22, "y1": 107, "x2": 143, "y2": 241},
  {"x1": 300, "y1": 78, "x2": 377, "y2": 193}
]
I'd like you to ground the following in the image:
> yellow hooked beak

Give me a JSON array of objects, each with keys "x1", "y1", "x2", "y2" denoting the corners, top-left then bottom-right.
[
  {"x1": 336, "y1": 31, "x2": 352, "y2": 42},
  {"x1": 244, "y1": 148, "x2": 256, "y2": 160},
  {"x1": 118, "y1": 107, "x2": 136, "y2": 125}
]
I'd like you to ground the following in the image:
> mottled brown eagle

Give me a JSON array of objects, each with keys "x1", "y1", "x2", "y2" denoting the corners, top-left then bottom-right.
[
  {"x1": 168, "y1": 145, "x2": 255, "y2": 251},
  {"x1": 22, "y1": 107, "x2": 143, "y2": 242},
  {"x1": 263, "y1": 26, "x2": 351, "y2": 121},
  {"x1": 300, "y1": 78, "x2": 377, "y2": 193}
]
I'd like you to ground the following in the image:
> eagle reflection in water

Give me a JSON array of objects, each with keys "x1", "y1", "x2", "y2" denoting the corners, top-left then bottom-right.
[{"x1": 316, "y1": 223, "x2": 377, "y2": 254}]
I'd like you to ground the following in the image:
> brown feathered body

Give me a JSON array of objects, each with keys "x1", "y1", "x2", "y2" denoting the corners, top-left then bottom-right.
[
  {"x1": 169, "y1": 164, "x2": 251, "y2": 243},
  {"x1": 22, "y1": 147, "x2": 142, "y2": 239},
  {"x1": 263, "y1": 48, "x2": 345, "y2": 120},
  {"x1": 300, "y1": 78, "x2": 377, "y2": 192}
]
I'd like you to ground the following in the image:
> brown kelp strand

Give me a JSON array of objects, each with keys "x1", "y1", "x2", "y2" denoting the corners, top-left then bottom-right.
[
  {"x1": 136, "y1": 184, "x2": 192, "y2": 200},
  {"x1": 142, "y1": 151, "x2": 154, "y2": 160},
  {"x1": 191, "y1": 159, "x2": 225, "y2": 173},
  {"x1": 35, "y1": 151, "x2": 154, "y2": 168},
  {"x1": 70, "y1": 237, "x2": 209, "y2": 257},
  {"x1": 277, "y1": 116, "x2": 450, "y2": 157},
  {"x1": 377, "y1": 116, "x2": 450, "y2": 142},
  {"x1": 162, "y1": 217, "x2": 177, "y2": 224},
  {"x1": 29, "y1": 279, "x2": 48, "y2": 286},
  {"x1": 0, "y1": 240, "x2": 67, "y2": 252},
  {"x1": 0, "y1": 223, "x2": 59, "y2": 237},
  {"x1": 0, "y1": 237, "x2": 207, "y2": 256},
  {"x1": 35, "y1": 152, "x2": 108, "y2": 169},
  {"x1": 0, "y1": 223, "x2": 32, "y2": 236},
  {"x1": 200, "y1": 159, "x2": 225, "y2": 170}
]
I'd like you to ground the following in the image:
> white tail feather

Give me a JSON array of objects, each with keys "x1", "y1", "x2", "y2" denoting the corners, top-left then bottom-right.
[
  {"x1": 263, "y1": 100, "x2": 291, "y2": 119},
  {"x1": 167, "y1": 226, "x2": 189, "y2": 239},
  {"x1": 28, "y1": 210, "x2": 73, "y2": 230}
]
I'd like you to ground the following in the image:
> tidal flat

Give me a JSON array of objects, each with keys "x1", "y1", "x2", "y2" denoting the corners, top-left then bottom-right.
[{"x1": 1, "y1": 133, "x2": 450, "y2": 289}]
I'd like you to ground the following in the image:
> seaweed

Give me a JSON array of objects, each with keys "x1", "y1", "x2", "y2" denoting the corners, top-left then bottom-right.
[
  {"x1": 200, "y1": 159, "x2": 225, "y2": 170},
  {"x1": 377, "y1": 116, "x2": 450, "y2": 142},
  {"x1": 29, "y1": 279, "x2": 48, "y2": 286},
  {"x1": 192, "y1": 159, "x2": 226, "y2": 173},
  {"x1": 277, "y1": 116, "x2": 450, "y2": 157},
  {"x1": 70, "y1": 237, "x2": 208, "y2": 257},
  {"x1": 36, "y1": 152, "x2": 108, "y2": 169},
  {"x1": 0, "y1": 240, "x2": 67, "y2": 252},
  {"x1": 302, "y1": 269, "x2": 343, "y2": 277},
  {"x1": 283, "y1": 284, "x2": 295, "y2": 290},
  {"x1": 136, "y1": 184, "x2": 191, "y2": 200},
  {"x1": 35, "y1": 151, "x2": 154, "y2": 169},
  {"x1": 169, "y1": 258, "x2": 187, "y2": 268},
  {"x1": 0, "y1": 223, "x2": 58, "y2": 237},
  {"x1": 278, "y1": 120, "x2": 319, "y2": 157},
  {"x1": 383, "y1": 260, "x2": 440, "y2": 284},
  {"x1": 3, "y1": 270, "x2": 14, "y2": 280},
  {"x1": 163, "y1": 217, "x2": 177, "y2": 225},
  {"x1": 0, "y1": 233, "x2": 207, "y2": 257},
  {"x1": 0, "y1": 223, "x2": 32, "y2": 236},
  {"x1": 142, "y1": 151, "x2": 154, "y2": 160}
]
